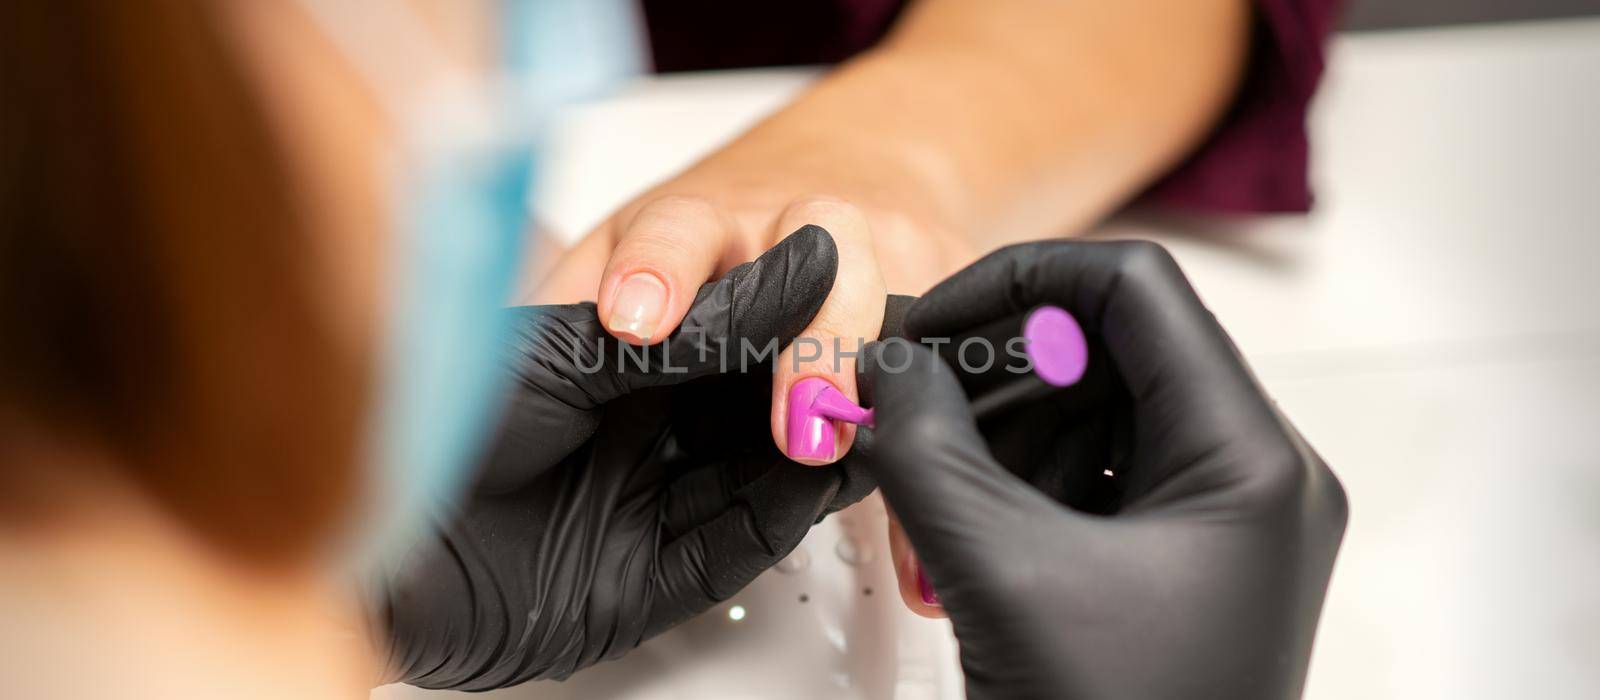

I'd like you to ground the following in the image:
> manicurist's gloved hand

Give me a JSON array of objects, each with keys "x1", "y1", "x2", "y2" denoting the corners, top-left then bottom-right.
[
  {"x1": 374, "y1": 228, "x2": 874, "y2": 690},
  {"x1": 858, "y1": 241, "x2": 1348, "y2": 700}
]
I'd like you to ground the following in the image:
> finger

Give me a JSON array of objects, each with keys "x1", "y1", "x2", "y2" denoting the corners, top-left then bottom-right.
[
  {"x1": 526, "y1": 223, "x2": 617, "y2": 304},
  {"x1": 639, "y1": 223, "x2": 838, "y2": 387},
  {"x1": 662, "y1": 442, "x2": 876, "y2": 556},
  {"x1": 597, "y1": 195, "x2": 737, "y2": 345},
  {"x1": 857, "y1": 340, "x2": 1067, "y2": 621},
  {"x1": 475, "y1": 230, "x2": 836, "y2": 494},
  {"x1": 905, "y1": 240, "x2": 1298, "y2": 505},
  {"x1": 820, "y1": 450, "x2": 877, "y2": 517},
  {"x1": 646, "y1": 461, "x2": 847, "y2": 637},
  {"x1": 542, "y1": 225, "x2": 840, "y2": 400},
  {"x1": 660, "y1": 458, "x2": 772, "y2": 538},
  {"x1": 884, "y1": 509, "x2": 946, "y2": 619},
  {"x1": 769, "y1": 197, "x2": 887, "y2": 466},
  {"x1": 880, "y1": 293, "x2": 918, "y2": 340}
]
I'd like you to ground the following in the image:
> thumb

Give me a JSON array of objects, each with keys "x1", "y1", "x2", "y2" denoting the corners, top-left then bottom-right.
[{"x1": 857, "y1": 341, "x2": 1045, "y2": 563}]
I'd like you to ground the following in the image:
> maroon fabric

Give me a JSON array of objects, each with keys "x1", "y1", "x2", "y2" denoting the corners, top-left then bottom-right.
[
  {"x1": 641, "y1": 0, "x2": 906, "y2": 72},
  {"x1": 641, "y1": 0, "x2": 1342, "y2": 214},
  {"x1": 1144, "y1": 0, "x2": 1344, "y2": 213}
]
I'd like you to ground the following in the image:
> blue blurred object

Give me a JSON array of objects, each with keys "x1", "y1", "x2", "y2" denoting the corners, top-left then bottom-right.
[{"x1": 293, "y1": 0, "x2": 644, "y2": 564}]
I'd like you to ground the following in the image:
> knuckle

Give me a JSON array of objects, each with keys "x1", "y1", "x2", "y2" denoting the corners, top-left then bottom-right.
[
  {"x1": 759, "y1": 516, "x2": 808, "y2": 558},
  {"x1": 782, "y1": 196, "x2": 868, "y2": 234},
  {"x1": 900, "y1": 412, "x2": 950, "y2": 446},
  {"x1": 1239, "y1": 438, "x2": 1349, "y2": 535},
  {"x1": 786, "y1": 193, "x2": 854, "y2": 213},
  {"x1": 638, "y1": 193, "x2": 720, "y2": 221},
  {"x1": 622, "y1": 196, "x2": 727, "y2": 248},
  {"x1": 879, "y1": 412, "x2": 957, "y2": 462},
  {"x1": 1109, "y1": 239, "x2": 1181, "y2": 281},
  {"x1": 1311, "y1": 458, "x2": 1350, "y2": 532},
  {"x1": 797, "y1": 283, "x2": 886, "y2": 349},
  {"x1": 1322, "y1": 476, "x2": 1351, "y2": 532},
  {"x1": 1231, "y1": 436, "x2": 1313, "y2": 511},
  {"x1": 1103, "y1": 240, "x2": 1198, "y2": 310},
  {"x1": 798, "y1": 314, "x2": 873, "y2": 356},
  {"x1": 982, "y1": 556, "x2": 1049, "y2": 602},
  {"x1": 991, "y1": 239, "x2": 1053, "y2": 259},
  {"x1": 619, "y1": 225, "x2": 694, "y2": 257}
]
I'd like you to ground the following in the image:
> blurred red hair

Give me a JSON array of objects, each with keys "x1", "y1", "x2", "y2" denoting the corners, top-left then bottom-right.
[{"x1": 0, "y1": 0, "x2": 366, "y2": 566}]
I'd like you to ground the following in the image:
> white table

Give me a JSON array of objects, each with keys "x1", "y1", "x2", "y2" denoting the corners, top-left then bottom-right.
[{"x1": 379, "y1": 17, "x2": 1600, "y2": 700}]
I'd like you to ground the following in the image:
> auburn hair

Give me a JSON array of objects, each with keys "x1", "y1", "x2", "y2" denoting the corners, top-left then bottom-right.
[{"x1": 0, "y1": 0, "x2": 366, "y2": 565}]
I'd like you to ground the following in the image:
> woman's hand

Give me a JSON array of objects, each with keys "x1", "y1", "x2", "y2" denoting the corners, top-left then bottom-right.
[
  {"x1": 856, "y1": 240, "x2": 1348, "y2": 699},
  {"x1": 534, "y1": 131, "x2": 974, "y2": 465},
  {"x1": 531, "y1": 0, "x2": 1248, "y2": 465}
]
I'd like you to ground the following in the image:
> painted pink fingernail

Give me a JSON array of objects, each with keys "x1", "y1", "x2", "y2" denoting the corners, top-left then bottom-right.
[
  {"x1": 785, "y1": 377, "x2": 874, "y2": 465},
  {"x1": 915, "y1": 560, "x2": 941, "y2": 607},
  {"x1": 786, "y1": 377, "x2": 840, "y2": 464}
]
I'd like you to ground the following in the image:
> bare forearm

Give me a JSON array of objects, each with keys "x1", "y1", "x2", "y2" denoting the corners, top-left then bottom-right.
[{"x1": 701, "y1": 0, "x2": 1251, "y2": 243}]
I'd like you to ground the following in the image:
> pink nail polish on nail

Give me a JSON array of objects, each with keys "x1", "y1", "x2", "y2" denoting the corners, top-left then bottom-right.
[
  {"x1": 786, "y1": 377, "x2": 840, "y2": 464},
  {"x1": 785, "y1": 377, "x2": 875, "y2": 464},
  {"x1": 915, "y1": 561, "x2": 941, "y2": 607}
]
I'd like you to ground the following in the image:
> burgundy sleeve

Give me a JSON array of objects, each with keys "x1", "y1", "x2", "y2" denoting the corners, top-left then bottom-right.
[
  {"x1": 1143, "y1": 0, "x2": 1344, "y2": 213},
  {"x1": 641, "y1": 0, "x2": 1342, "y2": 214}
]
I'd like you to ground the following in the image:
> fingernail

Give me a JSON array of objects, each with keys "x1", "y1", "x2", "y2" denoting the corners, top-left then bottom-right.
[
  {"x1": 786, "y1": 377, "x2": 840, "y2": 465},
  {"x1": 785, "y1": 377, "x2": 873, "y2": 465},
  {"x1": 607, "y1": 272, "x2": 667, "y2": 344},
  {"x1": 915, "y1": 560, "x2": 941, "y2": 607}
]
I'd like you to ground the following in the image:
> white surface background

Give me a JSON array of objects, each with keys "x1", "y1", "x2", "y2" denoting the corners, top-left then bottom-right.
[{"x1": 380, "y1": 17, "x2": 1600, "y2": 699}]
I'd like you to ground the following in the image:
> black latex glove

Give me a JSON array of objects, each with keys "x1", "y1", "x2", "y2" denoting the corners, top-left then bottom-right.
[
  {"x1": 374, "y1": 227, "x2": 875, "y2": 690},
  {"x1": 857, "y1": 241, "x2": 1348, "y2": 700}
]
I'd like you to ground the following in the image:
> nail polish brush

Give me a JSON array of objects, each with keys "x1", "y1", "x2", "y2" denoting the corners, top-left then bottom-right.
[
  {"x1": 788, "y1": 306, "x2": 1088, "y2": 609},
  {"x1": 790, "y1": 304, "x2": 1088, "y2": 438}
]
